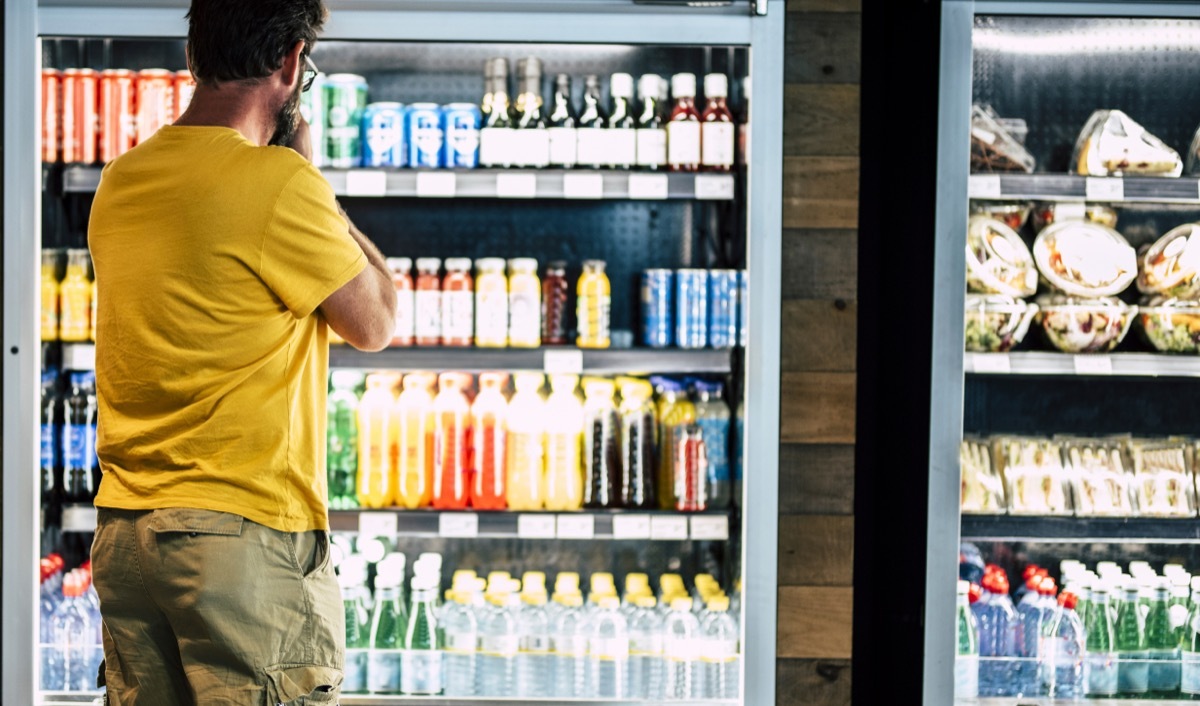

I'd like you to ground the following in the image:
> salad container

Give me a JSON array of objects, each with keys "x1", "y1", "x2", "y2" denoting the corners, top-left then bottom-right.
[
  {"x1": 971, "y1": 201, "x2": 1032, "y2": 231},
  {"x1": 1037, "y1": 295, "x2": 1136, "y2": 353},
  {"x1": 966, "y1": 216, "x2": 1037, "y2": 297},
  {"x1": 1031, "y1": 202, "x2": 1118, "y2": 232},
  {"x1": 1131, "y1": 441, "x2": 1197, "y2": 517},
  {"x1": 1139, "y1": 296, "x2": 1200, "y2": 354},
  {"x1": 1072, "y1": 109, "x2": 1183, "y2": 178},
  {"x1": 961, "y1": 438, "x2": 1006, "y2": 514},
  {"x1": 994, "y1": 438, "x2": 1073, "y2": 516},
  {"x1": 964, "y1": 294, "x2": 1038, "y2": 353},
  {"x1": 1137, "y1": 222, "x2": 1200, "y2": 299},
  {"x1": 1033, "y1": 221, "x2": 1137, "y2": 297},
  {"x1": 1062, "y1": 438, "x2": 1137, "y2": 517}
]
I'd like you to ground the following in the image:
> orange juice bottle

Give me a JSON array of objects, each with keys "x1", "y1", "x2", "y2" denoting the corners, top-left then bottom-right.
[
  {"x1": 394, "y1": 372, "x2": 435, "y2": 509},
  {"x1": 544, "y1": 374, "x2": 584, "y2": 511},
  {"x1": 506, "y1": 372, "x2": 546, "y2": 510},
  {"x1": 470, "y1": 372, "x2": 508, "y2": 510},
  {"x1": 576, "y1": 259, "x2": 611, "y2": 348},
  {"x1": 507, "y1": 258, "x2": 541, "y2": 348},
  {"x1": 59, "y1": 249, "x2": 92, "y2": 342},
  {"x1": 475, "y1": 258, "x2": 508, "y2": 348},
  {"x1": 40, "y1": 250, "x2": 60, "y2": 342},
  {"x1": 432, "y1": 373, "x2": 471, "y2": 509},
  {"x1": 357, "y1": 373, "x2": 398, "y2": 509}
]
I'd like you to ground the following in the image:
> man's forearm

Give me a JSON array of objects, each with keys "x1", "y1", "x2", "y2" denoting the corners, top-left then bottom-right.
[{"x1": 337, "y1": 201, "x2": 390, "y2": 276}]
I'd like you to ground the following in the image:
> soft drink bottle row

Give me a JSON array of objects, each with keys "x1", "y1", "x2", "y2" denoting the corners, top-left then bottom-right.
[
  {"x1": 957, "y1": 547, "x2": 1200, "y2": 702},
  {"x1": 38, "y1": 554, "x2": 104, "y2": 693},
  {"x1": 334, "y1": 547, "x2": 741, "y2": 700},
  {"x1": 40, "y1": 369, "x2": 100, "y2": 507},
  {"x1": 41, "y1": 249, "x2": 97, "y2": 343},
  {"x1": 40, "y1": 67, "x2": 194, "y2": 164},
  {"x1": 327, "y1": 371, "x2": 744, "y2": 512},
  {"x1": 303, "y1": 57, "x2": 742, "y2": 172}
]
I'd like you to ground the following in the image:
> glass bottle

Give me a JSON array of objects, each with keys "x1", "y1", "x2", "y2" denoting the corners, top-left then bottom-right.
[
  {"x1": 470, "y1": 372, "x2": 508, "y2": 511},
  {"x1": 548, "y1": 74, "x2": 578, "y2": 169},
  {"x1": 1148, "y1": 578, "x2": 1182, "y2": 695},
  {"x1": 474, "y1": 258, "x2": 508, "y2": 348},
  {"x1": 541, "y1": 261, "x2": 570, "y2": 345},
  {"x1": 1118, "y1": 580, "x2": 1150, "y2": 695},
  {"x1": 654, "y1": 378, "x2": 695, "y2": 510},
  {"x1": 432, "y1": 373, "x2": 471, "y2": 510},
  {"x1": 387, "y1": 257, "x2": 414, "y2": 347},
  {"x1": 607, "y1": 72, "x2": 637, "y2": 170},
  {"x1": 327, "y1": 371, "x2": 363, "y2": 509},
  {"x1": 618, "y1": 378, "x2": 656, "y2": 509},
  {"x1": 1085, "y1": 585, "x2": 1118, "y2": 697},
  {"x1": 480, "y1": 58, "x2": 515, "y2": 168},
  {"x1": 414, "y1": 258, "x2": 442, "y2": 347},
  {"x1": 544, "y1": 374, "x2": 584, "y2": 511},
  {"x1": 693, "y1": 381, "x2": 731, "y2": 510},
  {"x1": 513, "y1": 57, "x2": 549, "y2": 168},
  {"x1": 41, "y1": 249, "x2": 60, "y2": 342},
  {"x1": 442, "y1": 258, "x2": 474, "y2": 347},
  {"x1": 368, "y1": 561, "x2": 407, "y2": 695},
  {"x1": 576, "y1": 260, "x2": 611, "y2": 349},
  {"x1": 59, "y1": 249, "x2": 92, "y2": 342},
  {"x1": 402, "y1": 574, "x2": 443, "y2": 695},
  {"x1": 575, "y1": 75, "x2": 608, "y2": 170},
  {"x1": 700, "y1": 73, "x2": 735, "y2": 172},
  {"x1": 956, "y1": 580, "x2": 980, "y2": 700},
  {"x1": 1180, "y1": 586, "x2": 1200, "y2": 698},
  {"x1": 394, "y1": 373, "x2": 435, "y2": 509},
  {"x1": 666, "y1": 73, "x2": 701, "y2": 172},
  {"x1": 582, "y1": 378, "x2": 621, "y2": 509},
  {"x1": 357, "y1": 374, "x2": 397, "y2": 509},
  {"x1": 341, "y1": 557, "x2": 372, "y2": 694},
  {"x1": 635, "y1": 74, "x2": 667, "y2": 171},
  {"x1": 508, "y1": 258, "x2": 541, "y2": 348},
  {"x1": 506, "y1": 372, "x2": 546, "y2": 511}
]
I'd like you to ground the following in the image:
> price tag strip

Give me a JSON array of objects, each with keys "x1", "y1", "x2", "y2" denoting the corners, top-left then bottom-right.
[
  {"x1": 438, "y1": 512, "x2": 479, "y2": 538},
  {"x1": 650, "y1": 516, "x2": 689, "y2": 541},
  {"x1": 969, "y1": 353, "x2": 1011, "y2": 374},
  {"x1": 358, "y1": 511, "x2": 398, "y2": 538},
  {"x1": 345, "y1": 170, "x2": 388, "y2": 197},
  {"x1": 517, "y1": 514, "x2": 557, "y2": 539},
  {"x1": 968, "y1": 174, "x2": 1002, "y2": 199},
  {"x1": 1073, "y1": 355, "x2": 1113, "y2": 375},
  {"x1": 689, "y1": 515, "x2": 730, "y2": 541},
  {"x1": 62, "y1": 505, "x2": 98, "y2": 533},
  {"x1": 544, "y1": 349, "x2": 584, "y2": 374},
  {"x1": 563, "y1": 173, "x2": 604, "y2": 200},
  {"x1": 1085, "y1": 177, "x2": 1124, "y2": 202},
  {"x1": 496, "y1": 173, "x2": 537, "y2": 199},
  {"x1": 694, "y1": 174, "x2": 735, "y2": 200},
  {"x1": 416, "y1": 171, "x2": 457, "y2": 198},
  {"x1": 556, "y1": 514, "x2": 596, "y2": 539},
  {"x1": 611, "y1": 514, "x2": 652, "y2": 540},
  {"x1": 628, "y1": 173, "x2": 669, "y2": 200}
]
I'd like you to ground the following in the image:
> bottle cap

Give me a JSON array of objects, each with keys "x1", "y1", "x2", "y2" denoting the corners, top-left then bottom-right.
[
  {"x1": 670, "y1": 597, "x2": 694, "y2": 612},
  {"x1": 518, "y1": 56, "x2": 543, "y2": 79},
  {"x1": 547, "y1": 260, "x2": 568, "y2": 272},
  {"x1": 610, "y1": 73, "x2": 634, "y2": 98},
  {"x1": 475, "y1": 257, "x2": 506, "y2": 272},
  {"x1": 522, "y1": 591, "x2": 549, "y2": 606},
  {"x1": 582, "y1": 259, "x2": 607, "y2": 271},
  {"x1": 415, "y1": 257, "x2": 442, "y2": 272},
  {"x1": 671, "y1": 73, "x2": 696, "y2": 98},
  {"x1": 599, "y1": 595, "x2": 621, "y2": 610},
  {"x1": 445, "y1": 257, "x2": 473, "y2": 272},
  {"x1": 957, "y1": 580, "x2": 970, "y2": 595},
  {"x1": 704, "y1": 73, "x2": 728, "y2": 98},
  {"x1": 1058, "y1": 592, "x2": 1078, "y2": 610},
  {"x1": 508, "y1": 257, "x2": 538, "y2": 272},
  {"x1": 626, "y1": 573, "x2": 650, "y2": 592},
  {"x1": 514, "y1": 371, "x2": 545, "y2": 392},
  {"x1": 707, "y1": 596, "x2": 730, "y2": 612},
  {"x1": 562, "y1": 593, "x2": 584, "y2": 608},
  {"x1": 386, "y1": 257, "x2": 412, "y2": 273},
  {"x1": 638, "y1": 74, "x2": 662, "y2": 98},
  {"x1": 636, "y1": 595, "x2": 658, "y2": 609}
]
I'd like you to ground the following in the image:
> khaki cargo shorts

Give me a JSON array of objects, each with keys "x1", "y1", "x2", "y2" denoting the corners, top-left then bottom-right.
[{"x1": 91, "y1": 508, "x2": 345, "y2": 706}]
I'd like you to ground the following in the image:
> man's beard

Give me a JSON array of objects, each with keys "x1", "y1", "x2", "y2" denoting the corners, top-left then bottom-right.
[{"x1": 268, "y1": 85, "x2": 302, "y2": 147}]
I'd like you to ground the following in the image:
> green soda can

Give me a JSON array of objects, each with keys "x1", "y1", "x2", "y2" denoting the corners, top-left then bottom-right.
[{"x1": 324, "y1": 73, "x2": 368, "y2": 168}]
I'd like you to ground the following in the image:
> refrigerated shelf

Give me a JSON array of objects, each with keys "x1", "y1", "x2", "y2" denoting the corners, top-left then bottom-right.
[
  {"x1": 968, "y1": 173, "x2": 1200, "y2": 205},
  {"x1": 41, "y1": 694, "x2": 740, "y2": 706},
  {"x1": 964, "y1": 352, "x2": 1200, "y2": 378},
  {"x1": 61, "y1": 165, "x2": 737, "y2": 201},
  {"x1": 961, "y1": 515, "x2": 1200, "y2": 544}
]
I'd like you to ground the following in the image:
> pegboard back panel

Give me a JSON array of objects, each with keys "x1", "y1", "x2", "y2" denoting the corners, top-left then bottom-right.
[{"x1": 973, "y1": 15, "x2": 1200, "y2": 174}]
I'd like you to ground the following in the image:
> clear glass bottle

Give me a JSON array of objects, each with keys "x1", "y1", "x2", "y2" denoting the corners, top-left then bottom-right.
[
  {"x1": 700, "y1": 73, "x2": 735, "y2": 172},
  {"x1": 327, "y1": 370, "x2": 362, "y2": 510},
  {"x1": 618, "y1": 378, "x2": 657, "y2": 509},
  {"x1": 1118, "y1": 579, "x2": 1150, "y2": 695},
  {"x1": 576, "y1": 260, "x2": 611, "y2": 349},
  {"x1": 956, "y1": 580, "x2": 980, "y2": 700},
  {"x1": 607, "y1": 73, "x2": 637, "y2": 170},
  {"x1": 340, "y1": 557, "x2": 372, "y2": 694},
  {"x1": 548, "y1": 74, "x2": 578, "y2": 168},
  {"x1": 514, "y1": 57, "x2": 549, "y2": 168},
  {"x1": 666, "y1": 73, "x2": 701, "y2": 173},
  {"x1": 693, "y1": 381, "x2": 731, "y2": 510},
  {"x1": 1148, "y1": 577, "x2": 1182, "y2": 695},
  {"x1": 635, "y1": 74, "x2": 667, "y2": 170},
  {"x1": 480, "y1": 58, "x2": 516, "y2": 168},
  {"x1": 576, "y1": 75, "x2": 608, "y2": 170},
  {"x1": 474, "y1": 258, "x2": 508, "y2": 348},
  {"x1": 402, "y1": 574, "x2": 443, "y2": 695},
  {"x1": 368, "y1": 558, "x2": 407, "y2": 695}
]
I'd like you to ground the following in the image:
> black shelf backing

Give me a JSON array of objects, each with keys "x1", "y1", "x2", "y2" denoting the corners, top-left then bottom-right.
[{"x1": 961, "y1": 514, "x2": 1200, "y2": 543}]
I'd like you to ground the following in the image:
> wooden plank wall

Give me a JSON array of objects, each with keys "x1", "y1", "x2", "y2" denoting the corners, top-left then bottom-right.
[{"x1": 776, "y1": 0, "x2": 860, "y2": 703}]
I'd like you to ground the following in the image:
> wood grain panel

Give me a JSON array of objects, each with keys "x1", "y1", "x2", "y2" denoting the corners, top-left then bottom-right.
[
  {"x1": 781, "y1": 299, "x2": 857, "y2": 373},
  {"x1": 788, "y1": 0, "x2": 861, "y2": 12},
  {"x1": 783, "y1": 157, "x2": 859, "y2": 229},
  {"x1": 778, "y1": 586, "x2": 854, "y2": 659},
  {"x1": 778, "y1": 514, "x2": 854, "y2": 586},
  {"x1": 777, "y1": 659, "x2": 852, "y2": 706},
  {"x1": 785, "y1": 13, "x2": 862, "y2": 84},
  {"x1": 780, "y1": 372, "x2": 856, "y2": 444},
  {"x1": 784, "y1": 84, "x2": 860, "y2": 156},
  {"x1": 781, "y1": 229, "x2": 857, "y2": 300},
  {"x1": 779, "y1": 443, "x2": 855, "y2": 515}
]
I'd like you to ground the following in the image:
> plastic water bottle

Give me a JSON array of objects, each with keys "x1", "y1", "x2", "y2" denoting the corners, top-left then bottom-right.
[
  {"x1": 552, "y1": 593, "x2": 590, "y2": 698},
  {"x1": 692, "y1": 381, "x2": 731, "y2": 509},
  {"x1": 368, "y1": 557, "x2": 407, "y2": 694},
  {"x1": 663, "y1": 597, "x2": 700, "y2": 700},
  {"x1": 1181, "y1": 585, "x2": 1200, "y2": 697},
  {"x1": 1085, "y1": 584, "x2": 1118, "y2": 697},
  {"x1": 401, "y1": 573, "x2": 442, "y2": 695},
  {"x1": 588, "y1": 595, "x2": 629, "y2": 698},
  {"x1": 76, "y1": 568, "x2": 104, "y2": 685},
  {"x1": 955, "y1": 580, "x2": 979, "y2": 700},
  {"x1": 629, "y1": 595, "x2": 665, "y2": 699},
  {"x1": 442, "y1": 583, "x2": 480, "y2": 697},
  {"x1": 516, "y1": 591, "x2": 553, "y2": 697},
  {"x1": 1148, "y1": 576, "x2": 1182, "y2": 695},
  {"x1": 340, "y1": 557, "x2": 372, "y2": 694},
  {"x1": 976, "y1": 568, "x2": 1018, "y2": 696},
  {"x1": 1118, "y1": 578, "x2": 1150, "y2": 695},
  {"x1": 51, "y1": 573, "x2": 93, "y2": 691},
  {"x1": 477, "y1": 592, "x2": 519, "y2": 696},
  {"x1": 1042, "y1": 591, "x2": 1085, "y2": 699},
  {"x1": 699, "y1": 595, "x2": 740, "y2": 699}
]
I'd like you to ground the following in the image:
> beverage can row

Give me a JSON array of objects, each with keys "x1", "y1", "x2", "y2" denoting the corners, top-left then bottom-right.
[{"x1": 640, "y1": 269, "x2": 748, "y2": 350}]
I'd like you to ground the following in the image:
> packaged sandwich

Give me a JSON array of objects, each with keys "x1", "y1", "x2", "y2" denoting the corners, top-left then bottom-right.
[
  {"x1": 1073, "y1": 109, "x2": 1183, "y2": 178},
  {"x1": 995, "y1": 437, "x2": 1073, "y2": 516},
  {"x1": 1061, "y1": 437, "x2": 1136, "y2": 517},
  {"x1": 1131, "y1": 440, "x2": 1197, "y2": 517},
  {"x1": 971, "y1": 104, "x2": 1036, "y2": 174},
  {"x1": 961, "y1": 438, "x2": 1006, "y2": 514}
]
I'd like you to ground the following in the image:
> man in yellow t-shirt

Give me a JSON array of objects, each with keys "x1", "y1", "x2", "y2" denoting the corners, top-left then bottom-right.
[{"x1": 86, "y1": 1, "x2": 396, "y2": 703}]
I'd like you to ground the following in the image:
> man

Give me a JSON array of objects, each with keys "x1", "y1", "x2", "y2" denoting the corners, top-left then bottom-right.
[{"x1": 87, "y1": 0, "x2": 396, "y2": 703}]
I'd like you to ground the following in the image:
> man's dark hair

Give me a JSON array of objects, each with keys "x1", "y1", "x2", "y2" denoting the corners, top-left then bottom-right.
[{"x1": 186, "y1": 0, "x2": 327, "y2": 86}]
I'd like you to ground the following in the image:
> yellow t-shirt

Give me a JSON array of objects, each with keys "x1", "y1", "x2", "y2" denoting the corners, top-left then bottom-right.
[{"x1": 88, "y1": 125, "x2": 367, "y2": 532}]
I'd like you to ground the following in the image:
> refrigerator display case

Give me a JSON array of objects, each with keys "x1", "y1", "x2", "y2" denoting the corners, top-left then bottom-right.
[
  {"x1": 2, "y1": 2, "x2": 783, "y2": 705},
  {"x1": 925, "y1": 1, "x2": 1200, "y2": 704}
]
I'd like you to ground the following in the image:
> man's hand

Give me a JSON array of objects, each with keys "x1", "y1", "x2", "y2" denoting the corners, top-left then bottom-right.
[{"x1": 289, "y1": 117, "x2": 313, "y2": 162}]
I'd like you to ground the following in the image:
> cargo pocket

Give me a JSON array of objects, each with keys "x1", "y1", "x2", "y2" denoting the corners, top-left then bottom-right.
[
  {"x1": 146, "y1": 508, "x2": 245, "y2": 536},
  {"x1": 264, "y1": 665, "x2": 341, "y2": 705}
]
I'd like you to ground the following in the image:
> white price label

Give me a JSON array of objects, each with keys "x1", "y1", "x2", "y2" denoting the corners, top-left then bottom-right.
[
  {"x1": 358, "y1": 511, "x2": 398, "y2": 538},
  {"x1": 556, "y1": 515, "x2": 595, "y2": 539},
  {"x1": 62, "y1": 505, "x2": 98, "y2": 533},
  {"x1": 650, "y1": 516, "x2": 689, "y2": 541},
  {"x1": 438, "y1": 513, "x2": 479, "y2": 538},
  {"x1": 1085, "y1": 177, "x2": 1124, "y2": 202},
  {"x1": 612, "y1": 514, "x2": 652, "y2": 540},
  {"x1": 416, "y1": 171, "x2": 457, "y2": 198},
  {"x1": 689, "y1": 515, "x2": 730, "y2": 541},
  {"x1": 563, "y1": 173, "x2": 604, "y2": 199},
  {"x1": 1073, "y1": 355, "x2": 1113, "y2": 375},
  {"x1": 543, "y1": 349, "x2": 584, "y2": 374},
  {"x1": 63, "y1": 343, "x2": 96, "y2": 371},
  {"x1": 969, "y1": 353, "x2": 1011, "y2": 374},
  {"x1": 345, "y1": 170, "x2": 387, "y2": 197},
  {"x1": 1055, "y1": 202, "x2": 1086, "y2": 222},
  {"x1": 496, "y1": 173, "x2": 537, "y2": 199},
  {"x1": 628, "y1": 173, "x2": 669, "y2": 200},
  {"x1": 695, "y1": 174, "x2": 735, "y2": 200},
  {"x1": 968, "y1": 174, "x2": 1002, "y2": 199},
  {"x1": 518, "y1": 514, "x2": 557, "y2": 539}
]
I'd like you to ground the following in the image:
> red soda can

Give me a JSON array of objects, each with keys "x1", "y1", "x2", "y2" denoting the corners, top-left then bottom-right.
[
  {"x1": 99, "y1": 69, "x2": 136, "y2": 163},
  {"x1": 41, "y1": 69, "x2": 61, "y2": 163},
  {"x1": 135, "y1": 69, "x2": 175, "y2": 144},
  {"x1": 674, "y1": 424, "x2": 708, "y2": 512},
  {"x1": 173, "y1": 70, "x2": 196, "y2": 120},
  {"x1": 61, "y1": 69, "x2": 99, "y2": 164}
]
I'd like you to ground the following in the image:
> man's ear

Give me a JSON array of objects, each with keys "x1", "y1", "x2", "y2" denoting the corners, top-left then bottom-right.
[{"x1": 281, "y1": 40, "x2": 305, "y2": 89}]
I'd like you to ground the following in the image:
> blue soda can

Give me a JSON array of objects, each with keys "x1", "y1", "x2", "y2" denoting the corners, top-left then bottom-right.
[
  {"x1": 708, "y1": 269, "x2": 738, "y2": 350},
  {"x1": 442, "y1": 103, "x2": 482, "y2": 168},
  {"x1": 737, "y1": 269, "x2": 749, "y2": 347},
  {"x1": 406, "y1": 103, "x2": 444, "y2": 168},
  {"x1": 361, "y1": 102, "x2": 406, "y2": 168},
  {"x1": 675, "y1": 269, "x2": 709, "y2": 349},
  {"x1": 641, "y1": 269, "x2": 674, "y2": 348}
]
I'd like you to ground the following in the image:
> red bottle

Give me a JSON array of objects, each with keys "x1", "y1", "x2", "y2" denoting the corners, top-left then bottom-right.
[
  {"x1": 431, "y1": 373, "x2": 471, "y2": 509},
  {"x1": 701, "y1": 73, "x2": 735, "y2": 173},
  {"x1": 666, "y1": 73, "x2": 701, "y2": 173},
  {"x1": 674, "y1": 423, "x2": 708, "y2": 512}
]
